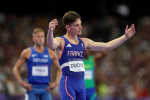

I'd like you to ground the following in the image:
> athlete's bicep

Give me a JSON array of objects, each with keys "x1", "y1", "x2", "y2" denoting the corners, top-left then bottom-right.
[
  {"x1": 13, "y1": 50, "x2": 27, "y2": 70},
  {"x1": 53, "y1": 37, "x2": 62, "y2": 49},
  {"x1": 86, "y1": 39, "x2": 107, "y2": 51}
]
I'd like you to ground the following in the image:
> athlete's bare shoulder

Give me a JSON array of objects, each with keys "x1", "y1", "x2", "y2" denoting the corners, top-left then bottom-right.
[
  {"x1": 55, "y1": 37, "x2": 63, "y2": 40},
  {"x1": 54, "y1": 36, "x2": 65, "y2": 49},
  {"x1": 80, "y1": 38, "x2": 93, "y2": 48},
  {"x1": 80, "y1": 37, "x2": 92, "y2": 41},
  {"x1": 54, "y1": 37, "x2": 64, "y2": 43},
  {"x1": 22, "y1": 47, "x2": 31, "y2": 54},
  {"x1": 21, "y1": 47, "x2": 31, "y2": 59}
]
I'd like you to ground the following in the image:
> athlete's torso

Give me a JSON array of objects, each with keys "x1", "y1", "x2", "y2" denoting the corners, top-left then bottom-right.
[
  {"x1": 58, "y1": 36, "x2": 85, "y2": 79},
  {"x1": 27, "y1": 46, "x2": 52, "y2": 84},
  {"x1": 84, "y1": 55, "x2": 95, "y2": 88}
]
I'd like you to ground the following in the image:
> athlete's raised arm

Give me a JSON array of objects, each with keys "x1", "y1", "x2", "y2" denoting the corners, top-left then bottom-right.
[
  {"x1": 82, "y1": 24, "x2": 135, "y2": 51},
  {"x1": 13, "y1": 48, "x2": 32, "y2": 91},
  {"x1": 47, "y1": 19, "x2": 61, "y2": 49}
]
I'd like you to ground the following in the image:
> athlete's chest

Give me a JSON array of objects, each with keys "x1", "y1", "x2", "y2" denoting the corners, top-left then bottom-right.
[
  {"x1": 64, "y1": 42, "x2": 85, "y2": 57},
  {"x1": 29, "y1": 53, "x2": 51, "y2": 64},
  {"x1": 65, "y1": 42, "x2": 84, "y2": 50}
]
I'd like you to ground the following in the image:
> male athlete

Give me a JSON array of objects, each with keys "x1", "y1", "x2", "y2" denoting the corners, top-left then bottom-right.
[
  {"x1": 84, "y1": 50, "x2": 107, "y2": 100},
  {"x1": 13, "y1": 28, "x2": 62, "y2": 100},
  {"x1": 46, "y1": 11, "x2": 135, "y2": 100}
]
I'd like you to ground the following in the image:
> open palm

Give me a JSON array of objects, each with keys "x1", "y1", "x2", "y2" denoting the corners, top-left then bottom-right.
[{"x1": 125, "y1": 24, "x2": 135, "y2": 38}]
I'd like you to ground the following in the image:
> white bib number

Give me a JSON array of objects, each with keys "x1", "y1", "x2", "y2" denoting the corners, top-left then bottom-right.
[
  {"x1": 84, "y1": 70, "x2": 93, "y2": 79},
  {"x1": 69, "y1": 61, "x2": 85, "y2": 72},
  {"x1": 32, "y1": 66, "x2": 48, "y2": 76}
]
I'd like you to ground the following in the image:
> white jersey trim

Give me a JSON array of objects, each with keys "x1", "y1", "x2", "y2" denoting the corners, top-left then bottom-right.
[{"x1": 60, "y1": 62, "x2": 69, "y2": 69}]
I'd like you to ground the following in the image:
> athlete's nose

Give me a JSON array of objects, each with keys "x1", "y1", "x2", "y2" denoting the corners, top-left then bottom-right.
[{"x1": 79, "y1": 25, "x2": 82, "y2": 29}]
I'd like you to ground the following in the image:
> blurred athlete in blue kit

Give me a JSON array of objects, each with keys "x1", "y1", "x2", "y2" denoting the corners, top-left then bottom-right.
[
  {"x1": 13, "y1": 28, "x2": 62, "y2": 100},
  {"x1": 46, "y1": 11, "x2": 135, "y2": 100}
]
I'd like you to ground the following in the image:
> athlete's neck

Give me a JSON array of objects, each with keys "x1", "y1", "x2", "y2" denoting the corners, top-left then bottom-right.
[
  {"x1": 34, "y1": 45, "x2": 44, "y2": 53},
  {"x1": 64, "y1": 33, "x2": 79, "y2": 45},
  {"x1": 65, "y1": 32, "x2": 78, "y2": 40}
]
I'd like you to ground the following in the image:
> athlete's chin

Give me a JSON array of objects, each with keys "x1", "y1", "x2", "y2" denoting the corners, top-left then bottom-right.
[
  {"x1": 36, "y1": 43, "x2": 44, "y2": 46},
  {"x1": 77, "y1": 32, "x2": 82, "y2": 35}
]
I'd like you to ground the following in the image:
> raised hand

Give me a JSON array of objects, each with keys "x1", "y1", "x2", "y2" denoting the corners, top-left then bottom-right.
[
  {"x1": 125, "y1": 24, "x2": 136, "y2": 38},
  {"x1": 49, "y1": 19, "x2": 58, "y2": 32}
]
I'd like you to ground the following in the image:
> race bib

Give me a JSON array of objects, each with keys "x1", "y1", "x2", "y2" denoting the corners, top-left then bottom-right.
[
  {"x1": 32, "y1": 66, "x2": 48, "y2": 76},
  {"x1": 84, "y1": 70, "x2": 93, "y2": 79},
  {"x1": 69, "y1": 60, "x2": 85, "y2": 72}
]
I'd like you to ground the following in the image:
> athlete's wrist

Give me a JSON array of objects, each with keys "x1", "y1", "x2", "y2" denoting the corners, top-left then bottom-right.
[
  {"x1": 48, "y1": 28, "x2": 53, "y2": 34},
  {"x1": 18, "y1": 80, "x2": 24, "y2": 85},
  {"x1": 123, "y1": 34, "x2": 129, "y2": 40},
  {"x1": 54, "y1": 81, "x2": 59, "y2": 85}
]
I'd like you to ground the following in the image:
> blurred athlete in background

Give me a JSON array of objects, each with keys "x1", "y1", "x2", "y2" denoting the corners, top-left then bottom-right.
[
  {"x1": 13, "y1": 28, "x2": 62, "y2": 100},
  {"x1": 84, "y1": 50, "x2": 107, "y2": 100}
]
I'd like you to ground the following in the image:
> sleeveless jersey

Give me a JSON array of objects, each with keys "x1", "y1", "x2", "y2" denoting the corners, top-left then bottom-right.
[
  {"x1": 59, "y1": 36, "x2": 85, "y2": 79},
  {"x1": 27, "y1": 46, "x2": 52, "y2": 84},
  {"x1": 84, "y1": 55, "x2": 95, "y2": 88}
]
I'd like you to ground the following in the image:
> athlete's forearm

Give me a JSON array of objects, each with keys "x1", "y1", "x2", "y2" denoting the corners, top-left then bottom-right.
[
  {"x1": 106, "y1": 34, "x2": 127, "y2": 50},
  {"x1": 13, "y1": 67, "x2": 23, "y2": 84},
  {"x1": 47, "y1": 29, "x2": 55, "y2": 49},
  {"x1": 55, "y1": 69, "x2": 62, "y2": 84}
]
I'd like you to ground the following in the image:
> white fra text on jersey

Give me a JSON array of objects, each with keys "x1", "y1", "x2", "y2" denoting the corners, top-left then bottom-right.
[{"x1": 67, "y1": 51, "x2": 83, "y2": 57}]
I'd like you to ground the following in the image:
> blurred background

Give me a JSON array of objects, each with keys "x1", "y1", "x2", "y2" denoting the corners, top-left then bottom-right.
[{"x1": 0, "y1": 0, "x2": 150, "y2": 100}]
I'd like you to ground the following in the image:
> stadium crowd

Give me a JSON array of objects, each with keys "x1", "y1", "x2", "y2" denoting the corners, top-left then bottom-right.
[{"x1": 0, "y1": 12, "x2": 150, "y2": 100}]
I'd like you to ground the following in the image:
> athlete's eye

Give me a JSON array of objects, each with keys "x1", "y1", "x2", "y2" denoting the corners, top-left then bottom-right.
[{"x1": 75, "y1": 24, "x2": 79, "y2": 27}]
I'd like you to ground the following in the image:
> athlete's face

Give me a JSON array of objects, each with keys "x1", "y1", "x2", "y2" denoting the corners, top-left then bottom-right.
[
  {"x1": 67, "y1": 18, "x2": 82, "y2": 35},
  {"x1": 33, "y1": 31, "x2": 45, "y2": 46}
]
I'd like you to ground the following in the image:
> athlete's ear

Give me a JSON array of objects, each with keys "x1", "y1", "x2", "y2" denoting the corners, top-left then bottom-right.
[{"x1": 66, "y1": 25, "x2": 70, "y2": 31}]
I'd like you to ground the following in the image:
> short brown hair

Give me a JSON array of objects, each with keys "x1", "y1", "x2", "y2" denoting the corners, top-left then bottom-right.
[
  {"x1": 62, "y1": 11, "x2": 81, "y2": 27},
  {"x1": 32, "y1": 28, "x2": 44, "y2": 36}
]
